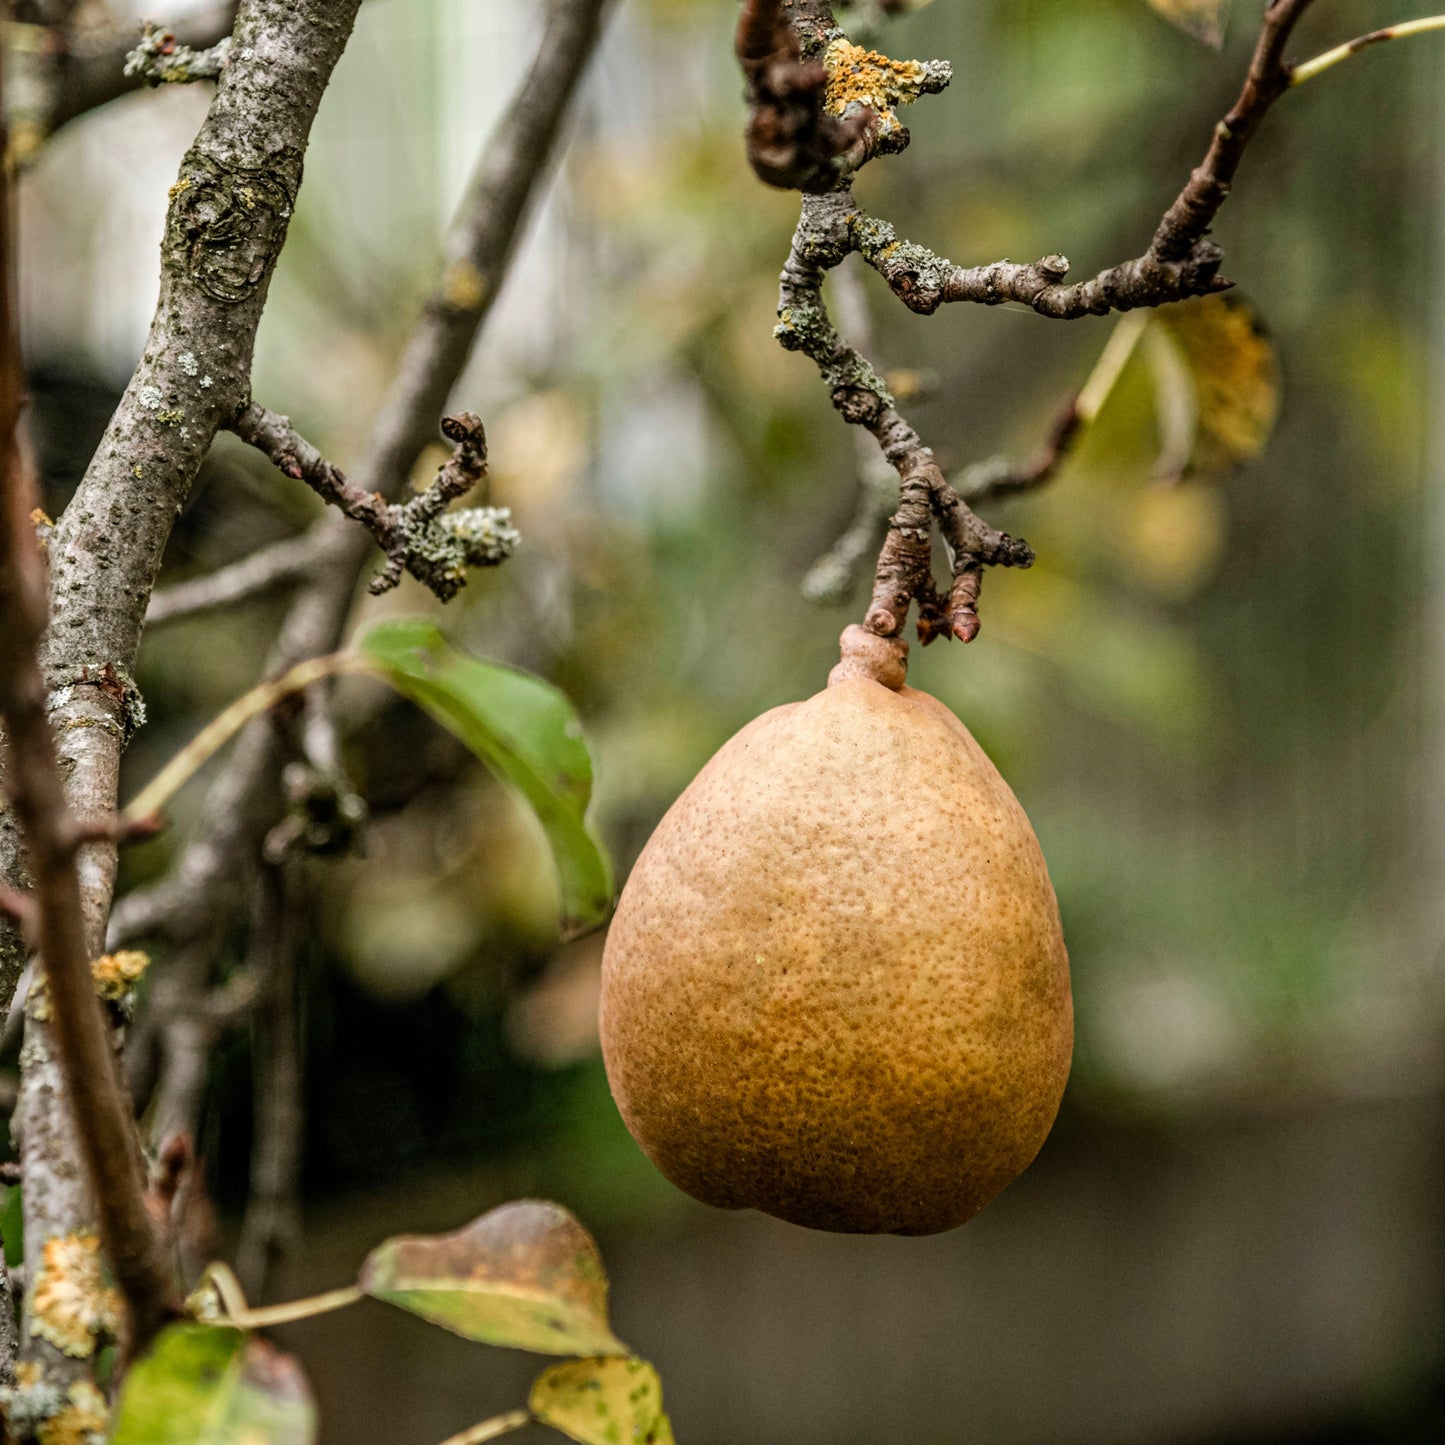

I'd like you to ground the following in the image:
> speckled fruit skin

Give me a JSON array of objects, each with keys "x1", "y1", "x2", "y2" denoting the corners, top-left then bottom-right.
[{"x1": 599, "y1": 677, "x2": 1073, "y2": 1236}]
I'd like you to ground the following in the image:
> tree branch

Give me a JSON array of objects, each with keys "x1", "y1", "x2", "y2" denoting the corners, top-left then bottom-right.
[
  {"x1": 234, "y1": 862, "x2": 304, "y2": 1302},
  {"x1": 756, "y1": 0, "x2": 1319, "y2": 644},
  {"x1": 110, "y1": 0, "x2": 612, "y2": 955},
  {"x1": 145, "y1": 532, "x2": 322, "y2": 628},
  {"x1": 848, "y1": 0, "x2": 1318, "y2": 319},
  {"x1": 0, "y1": 107, "x2": 176, "y2": 1364},
  {"x1": 1290, "y1": 14, "x2": 1445, "y2": 87},
  {"x1": 123, "y1": 20, "x2": 232, "y2": 88},
  {"x1": 1, "y1": 0, "x2": 361, "y2": 1423},
  {"x1": 9, "y1": 3, "x2": 238, "y2": 164},
  {"x1": 775, "y1": 191, "x2": 1032, "y2": 641},
  {"x1": 229, "y1": 404, "x2": 516, "y2": 601}
]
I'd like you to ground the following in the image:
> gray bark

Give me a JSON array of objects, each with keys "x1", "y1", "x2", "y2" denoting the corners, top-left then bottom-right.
[
  {"x1": 0, "y1": 0, "x2": 359, "y2": 1428},
  {"x1": 110, "y1": 0, "x2": 611, "y2": 953}
]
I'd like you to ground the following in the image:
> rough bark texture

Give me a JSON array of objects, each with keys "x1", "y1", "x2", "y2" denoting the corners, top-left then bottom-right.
[
  {"x1": 1, "y1": 0, "x2": 360, "y2": 1428},
  {"x1": 776, "y1": 192, "x2": 1033, "y2": 641},
  {"x1": 111, "y1": 0, "x2": 611, "y2": 954}
]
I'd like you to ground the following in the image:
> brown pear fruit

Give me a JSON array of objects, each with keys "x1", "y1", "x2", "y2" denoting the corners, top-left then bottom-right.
[{"x1": 599, "y1": 629, "x2": 1072, "y2": 1236}]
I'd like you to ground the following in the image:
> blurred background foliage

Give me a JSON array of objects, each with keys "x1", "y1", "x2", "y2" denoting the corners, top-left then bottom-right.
[{"x1": 13, "y1": 0, "x2": 1445, "y2": 1440}]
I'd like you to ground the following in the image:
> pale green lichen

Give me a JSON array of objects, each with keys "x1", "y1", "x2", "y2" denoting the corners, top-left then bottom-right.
[
  {"x1": 774, "y1": 296, "x2": 893, "y2": 407},
  {"x1": 124, "y1": 24, "x2": 231, "y2": 86},
  {"x1": 400, "y1": 505, "x2": 520, "y2": 598},
  {"x1": 37, "y1": 1382, "x2": 108, "y2": 1445},
  {"x1": 848, "y1": 212, "x2": 954, "y2": 296},
  {"x1": 0, "y1": 1362, "x2": 66, "y2": 1439}
]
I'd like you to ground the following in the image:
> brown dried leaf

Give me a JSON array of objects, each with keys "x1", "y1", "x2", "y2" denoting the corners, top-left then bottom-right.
[
  {"x1": 1146, "y1": 293, "x2": 1280, "y2": 482},
  {"x1": 1146, "y1": 0, "x2": 1231, "y2": 47},
  {"x1": 359, "y1": 1200, "x2": 625, "y2": 1356}
]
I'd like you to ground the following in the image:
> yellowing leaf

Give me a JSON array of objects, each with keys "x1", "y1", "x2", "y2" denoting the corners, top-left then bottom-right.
[
  {"x1": 1145, "y1": 294, "x2": 1279, "y2": 482},
  {"x1": 530, "y1": 1357, "x2": 675, "y2": 1445},
  {"x1": 1147, "y1": 0, "x2": 1231, "y2": 47},
  {"x1": 359, "y1": 1200, "x2": 625, "y2": 1356}
]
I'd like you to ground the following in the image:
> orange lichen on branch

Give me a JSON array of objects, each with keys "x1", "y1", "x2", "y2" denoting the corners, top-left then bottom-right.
[
  {"x1": 28, "y1": 1233, "x2": 119, "y2": 1360},
  {"x1": 90, "y1": 949, "x2": 149, "y2": 1004},
  {"x1": 26, "y1": 949, "x2": 150, "y2": 1022},
  {"x1": 36, "y1": 1382, "x2": 108, "y2": 1445},
  {"x1": 822, "y1": 38, "x2": 949, "y2": 149}
]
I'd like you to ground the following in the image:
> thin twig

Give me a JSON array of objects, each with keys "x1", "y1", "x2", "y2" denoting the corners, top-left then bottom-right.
[
  {"x1": 228, "y1": 405, "x2": 514, "y2": 601},
  {"x1": 146, "y1": 533, "x2": 322, "y2": 628},
  {"x1": 234, "y1": 862, "x2": 305, "y2": 1302},
  {"x1": 434, "y1": 1412, "x2": 532, "y2": 1445},
  {"x1": 1290, "y1": 14, "x2": 1445, "y2": 86},
  {"x1": 123, "y1": 20, "x2": 232, "y2": 86},
  {"x1": 121, "y1": 652, "x2": 366, "y2": 829},
  {"x1": 197, "y1": 1260, "x2": 362, "y2": 1329}
]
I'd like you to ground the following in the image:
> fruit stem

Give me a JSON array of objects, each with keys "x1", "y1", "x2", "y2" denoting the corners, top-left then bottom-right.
[{"x1": 828, "y1": 624, "x2": 908, "y2": 690}]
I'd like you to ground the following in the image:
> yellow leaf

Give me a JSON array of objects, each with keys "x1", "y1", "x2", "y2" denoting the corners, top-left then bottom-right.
[
  {"x1": 1146, "y1": 294, "x2": 1280, "y2": 482},
  {"x1": 1146, "y1": 0, "x2": 1231, "y2": 47},
  {"x1": 530, "y1": 1357, "x2": 675, "y2": 1445}
]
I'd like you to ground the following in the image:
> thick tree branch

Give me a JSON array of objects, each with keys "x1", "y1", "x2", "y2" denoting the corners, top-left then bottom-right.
[
  {"x1": 0, "y1": 120, "x2": 176, "y2": 1364},
  {"x1": 229, "y1": 404, "x2": 515, "y2": 601},
  {"x1": 1, "y1": 0, "x2": 359, "y2": 1425},
  {"x1": 112, "y1": 0, "x2": 610, "y2": 964}
]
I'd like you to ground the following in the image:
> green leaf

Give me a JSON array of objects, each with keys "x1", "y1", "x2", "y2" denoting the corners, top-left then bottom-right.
[
  {"x1": 357, "y1": 619, "x2": 613, "y2": 937},
  {"x1": 530, "y1": 1357, "x2": 675, "y2": 1445},
  {"x1": 359, "y1": 1200, "x2": 626, "y2": 1356},
  {"x1": 0, "y1": 1184, "x2": 23, "y2": 1270},
  {"x1": 1145, "y1": 293, "x2": 1280, "y2": 482},
  {"x1": 1146, "y1": 0, "x2": 1231, "y2": 47},
  {"x1": 112, "y1": 1323, "x2": 316, "y2": 1445}
]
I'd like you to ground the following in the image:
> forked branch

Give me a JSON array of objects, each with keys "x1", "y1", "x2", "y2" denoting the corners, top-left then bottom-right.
[
  {"x1": 229, "y1": 404, "x2": 516, "y2": 601},
  {"x1": 749, "y1": 0, "x2": 1324, "y2": 644}
]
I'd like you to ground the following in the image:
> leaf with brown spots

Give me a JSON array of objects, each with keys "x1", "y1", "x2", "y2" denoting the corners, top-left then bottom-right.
[
  {"x1": 1146, "y1": 0, "x2": 1231, "y2": 47},
  {"x1": 359, "y1": 1201, "x2": 625, "y2": 1356},
  {"x1": 1145, "y1": 293, "x2": 1280, "y2": 482},
  {"x1": 530, "y1": 1356, "x2": 675, "y2": 1445}
]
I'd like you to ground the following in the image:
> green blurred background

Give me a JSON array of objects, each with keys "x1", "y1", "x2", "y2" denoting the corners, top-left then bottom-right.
[{"x1": 15, "y1": 0, "x2": 1445, "y2": 1439}]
